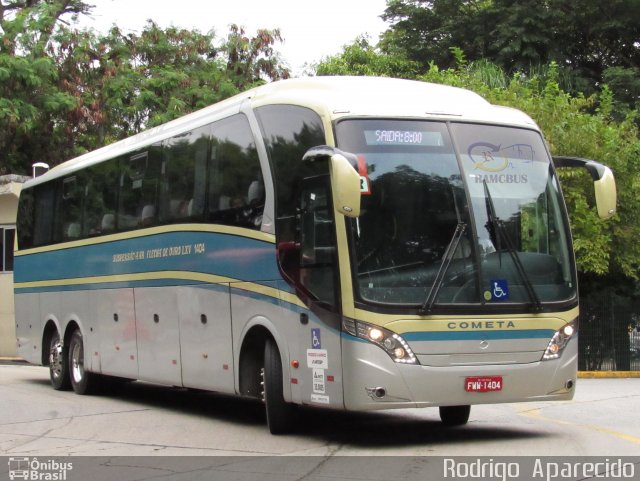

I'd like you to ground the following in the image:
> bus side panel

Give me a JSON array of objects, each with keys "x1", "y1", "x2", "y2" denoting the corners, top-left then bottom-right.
[
  {"x1": 294, "y1": 310, "x2": 345, "y2": 410},
  {"x1": 38, "y1": 291, "x2": 62, "y2": 333},
  {"x1": 135, "y1": 286, "x2": 182, "y2": 386},
  {"x1": 15, "y1": 292, "x2": 42, "y2": 365},
  {"x1": 92, "y1": 288, "x2": 138, "y2": 379},
  {"x1": 230, "y1": 279, "x2": 346, "y2": 409},
  {"x1": 179, "y1": 284, "x2": 234, "y2": 393},
  {"x1": 230, "y1": 282, "x2": 295, "y2": 400},
  {"x1": 53, "y1": 290, "x2": 94, "y2": 370}
]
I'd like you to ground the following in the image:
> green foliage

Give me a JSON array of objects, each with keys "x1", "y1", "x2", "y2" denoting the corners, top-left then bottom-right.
[
  {"x1": 315, "y1": 36, "x2": 419, "y2": 78},
  {"x1": 380, "y1": 0, "x2": 640, "y2": 97},
  {"x1": 0, "y1": 1, "x2": 289, "y2": 176},
  {"x1": 603, "y1": 67, "x2": 640, "y2": 120}
]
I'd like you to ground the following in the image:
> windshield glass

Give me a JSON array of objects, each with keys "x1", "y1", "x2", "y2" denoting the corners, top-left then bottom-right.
[{"x1": 335, "y1": 119, "x2": 575, "y2": 310}]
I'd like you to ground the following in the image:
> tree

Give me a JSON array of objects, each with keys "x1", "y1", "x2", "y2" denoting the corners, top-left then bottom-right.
[
  {"x1": 223, "y1": 24, "x2": 289, "y2": 90},
  {"x1": 380, "y1": 0, "x2": 488, "y2": 70},
  {"x1": 0, "y1": 0, "x2": 91, "y2": 54},
  {"x1": 603, "y1": 66, "x2": 640, "y2": 120},
  {"x1": 552, "y1": 0, "x2": 640, "y2": 86},
  {"x1": 314, "y1": 36, "x2": 419, "y2": 78},
  {"x1": 379, "y1": 0, "x2": 640, "y2": 94},
  {"x1": 0, "y1": 0, "x2": 90, "y2": 175},
  {"x1": 0, "y1": 0, "x2": 290, "y2": 176}
]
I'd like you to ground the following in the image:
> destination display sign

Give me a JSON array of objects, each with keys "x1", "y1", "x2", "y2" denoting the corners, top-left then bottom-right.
[{"x1": 364, "y1": 129, "x2": 444, "y2": 146}]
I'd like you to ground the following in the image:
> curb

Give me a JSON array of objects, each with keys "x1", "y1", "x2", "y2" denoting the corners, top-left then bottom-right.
[
  {"x1": 578, "y1": 371, "x2": 640, "y2": 378},
  {"x1": 0, "y1": 357, "x2": 29, "y2": 365}
]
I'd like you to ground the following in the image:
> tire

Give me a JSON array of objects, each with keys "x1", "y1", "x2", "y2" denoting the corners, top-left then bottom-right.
[
  {"x1": 48, "y1": 331, "x2": 71, "y2": 390},
  {"x1": 439, "y1": 405, "x2": 471, "y2": 426},
  {"x1": 68, "y1": 330, "x2": 97, "y2": 395},
  {"x1": 263, "y1": 338, "x2": 297, "y2": 434}
]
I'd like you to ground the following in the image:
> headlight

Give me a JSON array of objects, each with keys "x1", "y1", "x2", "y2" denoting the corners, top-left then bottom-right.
[
  {"x1": 542, "y1": 320, "x2": 577, "y2": 360},
  {"x1": 343, "y1": 318, "x2": 418, "y2": 364}
]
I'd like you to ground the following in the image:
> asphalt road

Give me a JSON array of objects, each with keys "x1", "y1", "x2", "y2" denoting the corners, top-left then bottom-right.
[{"x1": 1, "y1": 363, "x2": 639, "y2": 458}]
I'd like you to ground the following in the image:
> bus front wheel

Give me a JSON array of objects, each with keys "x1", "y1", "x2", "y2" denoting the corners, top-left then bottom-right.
[
  {"x1": 48, "y1": 331, "x2": 70, "y2": 391},
  {"x1": 68, "y1": 330, "x2": 97, "y2": 395},
  {"x1": 439, "y1": 405, "x2": 470, "y2": 426},
  {"x1": 263, "y1": 338, "x2": 297, "y2": 434}
]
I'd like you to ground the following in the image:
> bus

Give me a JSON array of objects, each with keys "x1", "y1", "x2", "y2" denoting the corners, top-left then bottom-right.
[{"x1": 14, "y1": 76, "x2": 616, "y2": 434}]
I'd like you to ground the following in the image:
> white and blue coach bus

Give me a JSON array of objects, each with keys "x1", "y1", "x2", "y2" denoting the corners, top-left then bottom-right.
[{"x1": 14, "y1": 77, "x2": 616, "y2": 433}]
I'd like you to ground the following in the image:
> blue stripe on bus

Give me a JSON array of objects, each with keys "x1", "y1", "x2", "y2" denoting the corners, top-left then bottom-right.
[
  {"x1": 15, "y1": 277, "x2": 212, "y2": 293},
  {"x1": 14, "y1": 275, "x2": 308, "y2": 317},
  {"x1": 403, "y1": 330, "x2": 555, "y2": 341},
  {"x1": 341, "y1": 330, "x2": 554, "y2": 345},
  {"x1": 14, "y1": 230, "x2": 280, "y2": 284}
]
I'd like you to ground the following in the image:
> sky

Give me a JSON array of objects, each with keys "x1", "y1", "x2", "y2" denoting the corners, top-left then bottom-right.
[{"x1": 77, "y1": 0, "x2": 390, "y2": 75}]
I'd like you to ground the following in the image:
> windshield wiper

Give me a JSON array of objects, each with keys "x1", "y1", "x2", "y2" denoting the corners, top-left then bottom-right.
[
  {"x1": 483, "y1": 180, "x2": 542, "y2": 312},
  {"x1": 420, "y1": 222, "x2": 467, "y2": 314}
]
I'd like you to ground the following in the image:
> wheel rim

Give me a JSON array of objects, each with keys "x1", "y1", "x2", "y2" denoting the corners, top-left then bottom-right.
[
  {"x1": 71, "y1": 340, "x2": 84, "y2": 384},
  {"x1": 49, "y1": 339, "x2": 63, "y2": 380}
]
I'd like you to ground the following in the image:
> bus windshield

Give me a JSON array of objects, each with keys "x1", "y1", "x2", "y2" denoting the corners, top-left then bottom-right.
[{"x1": 335, "y1": 119, "x2": 575, "y2": 310}]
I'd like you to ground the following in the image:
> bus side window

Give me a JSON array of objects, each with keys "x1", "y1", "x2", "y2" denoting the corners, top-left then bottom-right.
[
  {"x1": 299, "y1": 177, "x2": 337, "y2": 306},
  {"x1": 83, "y1": 161, "x2": 118, "y2": 237},
  {"x1": 32, "y1": 183, "x2": 56, "y2": 247},
  {"x1": 17, "y1": 188, "x2": 35, "y2": 249},
  {"x1": 254, "y1": 105, "x2": 338, "y2": 306},
  {"x1": 118, "y1": 145, "x2": 161, "y2": 231},
  {"x1": 207, "y1": 114, "x2": 264, "y2": 230},
  {"x1": 161, "y1": 125, "x2": 208, "y2": 223},
  {"x1": 54, "y1": 175, "x2": 83, "y2": 242}
]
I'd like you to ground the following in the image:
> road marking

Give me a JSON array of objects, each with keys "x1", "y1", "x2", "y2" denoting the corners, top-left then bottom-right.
[{"x1": 520, "y1": 408, "x2": 640, "y2": 445}]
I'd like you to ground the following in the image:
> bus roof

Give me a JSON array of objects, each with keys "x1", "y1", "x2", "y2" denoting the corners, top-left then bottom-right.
[
  {"x1": 250, "y1": 76, "x2": 536, "y2": 126},
  {"x1": 29, "y1": 76, "x2": 538, "y2": 187}
]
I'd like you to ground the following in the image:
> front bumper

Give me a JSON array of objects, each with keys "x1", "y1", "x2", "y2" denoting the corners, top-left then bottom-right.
[{"x1": 341, "y1": 334, "x2": 577, "y2": 410}]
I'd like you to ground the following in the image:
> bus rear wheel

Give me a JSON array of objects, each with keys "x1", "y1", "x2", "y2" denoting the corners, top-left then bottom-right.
[
  {"x1": 68, "y1": 330, "x2": 97, "y2": 395},
  {"x1": 48, "y1": 331, "x2": 70, "y2": 390},
  {"x1": 439, "y1": 405, "x2": 470, "y2": 426},
  {"x1": 263, "y1": 338, "x2": 297, "y2": 434}
]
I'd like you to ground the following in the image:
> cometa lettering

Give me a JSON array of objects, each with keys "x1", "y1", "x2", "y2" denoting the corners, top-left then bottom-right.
[{"x1": 447, "y1": 321, "x2": 516, "y2": 329}]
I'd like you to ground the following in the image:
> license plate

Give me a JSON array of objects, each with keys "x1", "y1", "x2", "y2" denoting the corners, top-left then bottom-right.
[{"x1": 465, "y1": 376, "x2": 503, "y2": 392}]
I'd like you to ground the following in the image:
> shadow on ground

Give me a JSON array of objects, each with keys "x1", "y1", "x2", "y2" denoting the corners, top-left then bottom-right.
[{"x1": 22, "y1": 373, "x2": 549, "y2": 448}]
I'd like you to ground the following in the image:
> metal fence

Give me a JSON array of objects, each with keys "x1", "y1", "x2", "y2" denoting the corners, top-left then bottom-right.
[{"x1": 578, "y1": 293, "x2": 640, "y2": 371}]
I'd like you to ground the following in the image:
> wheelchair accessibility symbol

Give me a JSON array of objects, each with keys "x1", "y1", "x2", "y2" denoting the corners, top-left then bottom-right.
[
  {"x1": 489, "y1": 279, "x2": 509, "y2": 301},
  {"x1": 311, "y1": 328, "x2": 322, "y2": 349}
]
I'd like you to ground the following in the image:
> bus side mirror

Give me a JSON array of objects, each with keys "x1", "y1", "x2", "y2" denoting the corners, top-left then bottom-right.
[
  {"x1": 303, "y1": 146, "x2": 361, "y2": 218},
  {"x1": 553, "y1": 156, "x2": 617, "y2": 219}
]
